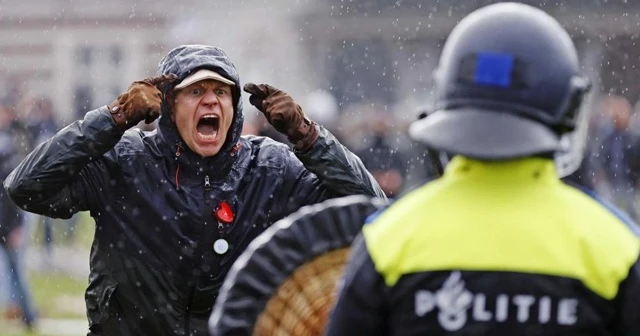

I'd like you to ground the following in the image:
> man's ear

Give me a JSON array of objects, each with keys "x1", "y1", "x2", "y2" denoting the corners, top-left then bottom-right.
[
  {"x1": 166, "y1": 93, "x2": 176, "y2": 122},
  {"x1": 170, "y1": 98, "x2": 176, "y2": 122}
]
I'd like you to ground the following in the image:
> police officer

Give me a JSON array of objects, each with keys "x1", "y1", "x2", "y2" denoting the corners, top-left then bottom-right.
[{"x1": 325, "y1": 3, "x2": 640, "y2": 335}]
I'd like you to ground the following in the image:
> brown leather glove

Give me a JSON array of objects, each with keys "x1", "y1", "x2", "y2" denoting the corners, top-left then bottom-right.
[
  {"x1": 108, "y1": 74, "x2": 177, "y2": 130},
  {"x1": 244, "y1": 83, "x2": 320, "y2": 151}
]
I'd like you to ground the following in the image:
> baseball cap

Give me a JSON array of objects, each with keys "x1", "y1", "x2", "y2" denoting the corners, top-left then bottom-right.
[{"x1": 174, "y1": 69, "x2": 235, "y2": 90}]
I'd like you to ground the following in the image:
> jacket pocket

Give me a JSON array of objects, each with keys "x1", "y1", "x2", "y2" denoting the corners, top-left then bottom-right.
[{"x1": 86, "y1": 277, "x2": 118, "y2": 334}]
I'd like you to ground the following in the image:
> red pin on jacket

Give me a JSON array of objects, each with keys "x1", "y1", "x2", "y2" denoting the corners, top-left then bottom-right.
[{"x1": 215, "y1": 201, "x2": 234, "y2": 224}]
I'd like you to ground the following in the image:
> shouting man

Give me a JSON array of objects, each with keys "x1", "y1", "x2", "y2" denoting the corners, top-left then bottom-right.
[{"x1": 4, "y1": 44, "x2": 385, "y2": 335}]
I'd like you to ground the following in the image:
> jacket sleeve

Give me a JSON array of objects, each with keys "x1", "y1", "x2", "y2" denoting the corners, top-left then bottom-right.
[
  {"x1": 613, "y1": 256, "x2": 640, "y2": 336},
  {"x1": 295, "y1": 126, "x2": 386, "y2": 200},
  {"x1": 3, "y1": 107, "x2": 123, "y2": 219},
  {"x1": 325, "y1": 233, "x2": 388, "y2": 336}
]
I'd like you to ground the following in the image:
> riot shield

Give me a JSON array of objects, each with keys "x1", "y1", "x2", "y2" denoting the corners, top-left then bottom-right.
[{"x1": 209, "y1": 195, "x2": 387, "y2": 336}]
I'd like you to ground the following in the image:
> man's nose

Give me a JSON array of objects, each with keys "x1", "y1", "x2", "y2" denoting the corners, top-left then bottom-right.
[{"x1": 201, "y1": 89, "x2": 219, "y2": 106}]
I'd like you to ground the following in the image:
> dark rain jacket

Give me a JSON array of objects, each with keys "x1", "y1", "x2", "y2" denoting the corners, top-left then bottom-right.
[{"x1": 3, "y1": 45, "x2": 385, "y2": 336}]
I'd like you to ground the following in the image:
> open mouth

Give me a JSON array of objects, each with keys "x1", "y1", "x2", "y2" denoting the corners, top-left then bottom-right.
[{"x1": 196, "y1": 115, "x2": 219, "y2": 141}]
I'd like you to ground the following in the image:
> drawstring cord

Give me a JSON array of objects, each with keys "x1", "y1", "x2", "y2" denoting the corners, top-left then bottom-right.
[
  {"x1": 230, "y1": 143, "x2": 241, "y2": 156},
  {"x1": 175, "y1": 144, "x2": 181, "y2": 190}
]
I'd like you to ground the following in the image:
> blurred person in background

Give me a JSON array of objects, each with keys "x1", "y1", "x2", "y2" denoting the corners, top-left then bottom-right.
[
  {"x1": 4, "y1": 44, "x2": 384, "y2": 335},
  {"x1": 356, "y1": 111, "x2": 408, "y2": 198},
  {"x1": 0, "y1": 103, "x2": 38, "y2": 331},
  {"x1": 20, "y1": 96, "x2": 69, "y2": 268},
  {"x1": 24, "y1": 97, "x2": 58, "y2": 141},
  {"x1": 595, "y1": 95, "x2": 640, "y2": 220}
]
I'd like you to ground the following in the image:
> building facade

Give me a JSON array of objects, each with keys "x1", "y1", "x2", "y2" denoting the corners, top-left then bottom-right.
[
  {"x1": 0, "y1": 0, "x2": 637, "y2": 123},
  {"x1": 0, "y1": 0, "x2": 319, "y2": 122}
]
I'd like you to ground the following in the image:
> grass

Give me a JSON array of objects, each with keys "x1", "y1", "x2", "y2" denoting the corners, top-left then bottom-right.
[
  {"x1": 28, "y1": 211, "x2": 93, "y2": 320},
  {"x1": 28, "y1": 272, "x2": 87, "y2": 319},
  {"x1": 29, "y1": 212, "x2": 95, "y2": 251},
  {"x1": 0, "y1": 272, "x2": 88, "y2": 335}
]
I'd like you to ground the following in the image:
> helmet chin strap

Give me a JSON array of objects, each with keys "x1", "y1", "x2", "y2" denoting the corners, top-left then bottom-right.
[
  {"x1": 427, "y1": 148, "x2": 446, "y2": 177},
  {"x1": 554, "y1": 96, "x2": 593, "y2": 178}
]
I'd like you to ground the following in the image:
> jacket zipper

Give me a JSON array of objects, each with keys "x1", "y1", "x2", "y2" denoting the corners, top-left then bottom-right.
[{"x1": 185, "y1": 174, "x2": 214, "y2": 335}]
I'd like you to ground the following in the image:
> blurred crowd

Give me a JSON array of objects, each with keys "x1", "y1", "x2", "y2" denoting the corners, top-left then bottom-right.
[
  {"x1": 2, "y1": 77, "x2": 640, "y2": 330},
  {"x1": 577, "y1": 94, "x2": 640, "y2": 219},
  {"x1": 0, "y1": 81, "x2": 80, "y2": 330}
]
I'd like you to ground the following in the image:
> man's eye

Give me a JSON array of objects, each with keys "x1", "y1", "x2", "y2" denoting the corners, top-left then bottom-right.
[
  {"x1": 216, "y1": 89, "x2": 227, "y2": 95},
  {"x1": 191, "y1": 88, "x2": 202, "y2": 95}
]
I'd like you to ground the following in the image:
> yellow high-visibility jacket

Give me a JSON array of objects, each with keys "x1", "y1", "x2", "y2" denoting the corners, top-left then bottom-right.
[{"x1": 327, "y1": 156, "x2": 640, "y2": 336}]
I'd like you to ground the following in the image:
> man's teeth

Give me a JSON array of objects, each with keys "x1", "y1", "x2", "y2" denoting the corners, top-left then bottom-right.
[{"x1": 197, "y1": 130, "x2": 218, "y2": 139}]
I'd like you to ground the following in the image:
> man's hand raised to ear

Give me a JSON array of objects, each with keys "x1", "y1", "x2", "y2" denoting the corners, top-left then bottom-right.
[
  {"x1": 109, "y1": 74, "x2": 177, "y2": 130},
  {"x1": 244, "y1": 83, "x2": 320, "y2": 151}
]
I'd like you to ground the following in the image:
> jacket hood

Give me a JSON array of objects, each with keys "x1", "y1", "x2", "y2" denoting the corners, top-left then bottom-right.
[{"x1": 155, "y1": 45, "x2": 244, "y2": 170}]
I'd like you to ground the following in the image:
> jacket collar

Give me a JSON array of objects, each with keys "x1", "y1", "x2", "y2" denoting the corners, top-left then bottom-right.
[
  {"x1": 156, "y1": 116, "x2": 239, "y2": 181},
  {"x1": 444, "y1": 156, "x2": 559, "y2": 184}
]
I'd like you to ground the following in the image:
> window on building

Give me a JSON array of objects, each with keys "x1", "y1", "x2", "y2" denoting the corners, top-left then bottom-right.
[
  {"x1": 110, "y1": 45, "x2": 122, "y2": 66},
  {"x1": 74, "y1": 85, "x2": 93, "y2": 119},
  {"x1": 76, "y1": 46, "x2": 93, "y2": 66}
]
